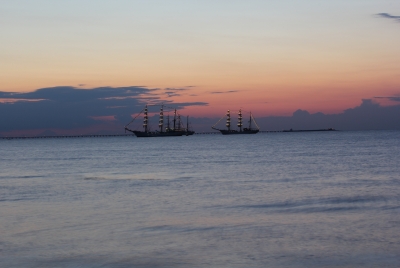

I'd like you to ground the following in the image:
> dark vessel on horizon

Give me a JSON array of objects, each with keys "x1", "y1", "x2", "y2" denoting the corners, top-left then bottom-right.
[
  {"x1": 282, "y1": 128, "x2": 336, "y2": 132},
  {"x1": 212, "y1": 109, "x2": 260, "y2": 135},
  {"x1": 125, "y1": 105, "x2": 194, "y2": 137}
]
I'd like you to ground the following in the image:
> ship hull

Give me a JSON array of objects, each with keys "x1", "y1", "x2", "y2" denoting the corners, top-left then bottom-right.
[
  {"x1": 185, "y1": 130, "x2": 195, "y2": 136},
  {"x1": 219, "y1": 129, "x2": 259, "y2": 135},
  {"x1": 132, "y1": 130, "x2": 185, "y2": 137}
]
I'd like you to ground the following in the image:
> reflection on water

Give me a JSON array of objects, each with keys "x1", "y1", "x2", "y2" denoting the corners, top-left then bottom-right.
[{"x1": 1, "y1": 131, "x2": 400, "y2": 267}]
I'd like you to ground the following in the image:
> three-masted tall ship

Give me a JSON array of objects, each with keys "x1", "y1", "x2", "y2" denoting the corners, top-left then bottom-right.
[
  {"x1": 212, "y1": 109, "x2": 260, "y2": 135},
  {"x1": 125, "y1": 105, "x2": 194, "y2": 137}
]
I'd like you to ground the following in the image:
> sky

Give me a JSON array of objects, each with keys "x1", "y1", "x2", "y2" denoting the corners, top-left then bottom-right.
[{"x1": 1, "y1": 0, "x2": 400, "y2": 135}]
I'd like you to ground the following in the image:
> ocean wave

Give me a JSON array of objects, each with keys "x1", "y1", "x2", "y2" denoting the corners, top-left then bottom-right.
[
  {"x1": 234, "y1": 195, "x2": 395, "y2": 213},
  {"x1": 0, "y1": 175, "x2": 44, "y2": 179},
  {"x1": 83, "y1": 175, "x2": 193, "y2": 181}
]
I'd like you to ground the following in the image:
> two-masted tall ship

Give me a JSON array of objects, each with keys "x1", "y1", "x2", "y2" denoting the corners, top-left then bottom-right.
[
  {"x1": 212, "y1": 109, "x2": 260, "y2": 135},
  {"x1": 125, "y1": 105, "x2": 194, "y2": 137}
]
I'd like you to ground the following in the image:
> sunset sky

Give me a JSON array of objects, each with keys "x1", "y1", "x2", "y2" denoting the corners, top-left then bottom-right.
[{"x1": 1, "y1": 0, "x2": 400, "y2": 119}]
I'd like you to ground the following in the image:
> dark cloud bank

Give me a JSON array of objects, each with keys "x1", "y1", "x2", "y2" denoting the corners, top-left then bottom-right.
[
  {"x1": 1, "y1": 86, "x2": 399, "y2": 136},
  {"x1": 255, "y1": 99, "x2": 400, "y2": 131},
  {"x1": 0, "y1": 86, "x2": 207, "y2": 136}
]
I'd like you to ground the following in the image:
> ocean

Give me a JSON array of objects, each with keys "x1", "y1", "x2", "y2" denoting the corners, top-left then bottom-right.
[{"x1": 1, "y1": 131, "x2": 400, "y2": 268}]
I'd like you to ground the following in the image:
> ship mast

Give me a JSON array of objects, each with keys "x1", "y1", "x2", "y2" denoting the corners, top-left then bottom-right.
[
  {"x1": 226, "y1": 110, "x2": 231, "y2": 131},
  {"x1": 159, "y1": 105, "x2": 164, "y2": 132},
  {"x1": 173, "y1": 109, "x2": 177, "y2": 131},
  {"x1": 143, "y1": 105, "x2": 148, "y2": 133},
  {"x1": 249, "y1": 112, "x2": 252, "y2": 130},
  {"x1": 237, "y1": 109, "x2": 243, "y2": 132},
  {"x1": 177, "y1": 113, "x2": 181, "y2": 130}
]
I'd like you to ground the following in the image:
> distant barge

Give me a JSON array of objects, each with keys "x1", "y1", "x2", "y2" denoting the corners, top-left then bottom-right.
[{"x1": 282, "y1": 128, "x2": 336, "y2": 132}]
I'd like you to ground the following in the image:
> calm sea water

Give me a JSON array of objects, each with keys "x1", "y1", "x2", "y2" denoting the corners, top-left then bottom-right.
[{"x1": 1, "y1": 131, "x2": 400, "y2": 268}]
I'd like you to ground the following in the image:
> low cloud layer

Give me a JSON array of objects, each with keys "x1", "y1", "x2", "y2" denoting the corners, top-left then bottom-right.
[{"x1": 255, "y1": 99, "x2": 400, "y2": 131}]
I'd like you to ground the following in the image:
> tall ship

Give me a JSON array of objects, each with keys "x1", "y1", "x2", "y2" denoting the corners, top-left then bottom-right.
[
  {"x1": 125, "y1": 105, "x2": 194, "y2": 137},
  {"x1": 212, "y1": 109, "x2": 260, "y2": 135}
]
